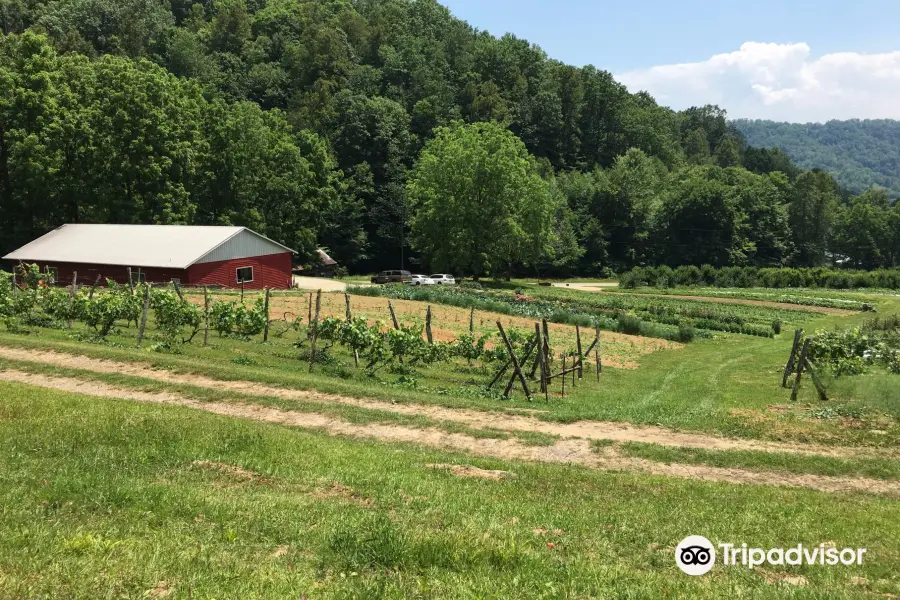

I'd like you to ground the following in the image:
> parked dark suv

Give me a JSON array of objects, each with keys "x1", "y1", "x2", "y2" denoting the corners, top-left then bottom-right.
[{"x1": 371, "y1": 270, "x2": 413, "y2": 284}]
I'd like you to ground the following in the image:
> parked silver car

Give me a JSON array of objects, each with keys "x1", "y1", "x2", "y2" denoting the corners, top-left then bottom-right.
[
  {"x1": 409, "y1": 274, "x2": 436, "y2": 286},
  {"x1": 429, "y1": 274, "x2": 456, "y2": 285}
]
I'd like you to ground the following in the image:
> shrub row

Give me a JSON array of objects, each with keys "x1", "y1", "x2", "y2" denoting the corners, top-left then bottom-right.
[{"x1": 619, "y1": 265, "x2": 900, "y2": 290}]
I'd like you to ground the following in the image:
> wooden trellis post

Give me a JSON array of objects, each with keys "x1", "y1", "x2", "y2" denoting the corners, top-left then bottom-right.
[
  {"x1": 89, "y1": 274, "x2": 102, "y2": 299},
  {"x1": 790, "y1": 338, "x2": 811, "y2": 402},
  {"x1": 172, "y1": 280, "x2": 184, "y2": 301},
  {"x1": 425, "y1": 305, "x2": 433, "y2": 344},
  {"x1": 388, "y1": 300, "x2": 400, "y2": 329},
  {"x1": 561, "y1": 353, "x2": 566, "y2": 397},
  {"x1": 469, "y1": 307, "x2": 475, "y2": 333},
  {"x1": 202, "y1": 286, "x2": 210, "y2": 347},
  {"x1": 137, "y1": 284, "x2": 151, "y2": 346},
  {"x1": 263, "y1": 288, "x2": 270, "y2": 342},
  {"x1": 782, "y1": 329, "x2": 804, "y2": 388},
  {"x1": 308, "y1": 289, "x2": 322, "y2": 371},
  {"x1": 805, "y1": 358, "x2": 828, "y2": 401},
  {"x1": 345, "y1": 292, "x2": 358, "y2": 368},
  {"x1": 576, "y1": 325, "x2": 584, "y2": 379},
  {"x1": 67, "y1": 271, "x2": 77, "y2": 328},
  {"x1": 127, "y1": 268, "x2": 135, "y2": 294},
  {"x1": 496, "y1": 321, "x2": 531, "y2": 400}
]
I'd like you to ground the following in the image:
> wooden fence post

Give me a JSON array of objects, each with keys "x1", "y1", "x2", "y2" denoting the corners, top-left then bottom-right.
[
  {"x1": 531, "y1": 323, "x2": 544, "y2": 385},
  {"x1": 127, "y1": 268, "x2": 135, "y2": 295},
  {"x1": 496, "y1": 321, "x2": 531, "y2": 399},
  {"x1": 595, "y1": 346, "x2": 601, "y2": 383},
  {"x1": 137, "y1": 284, "x2": 151, "y2": 347},
  {"x1": 263, "y1": 288, "x2": 270, "y2": 342},
  {"x1": 782, "y1": 329, "x2": 804, "y2": 388},
  {"x1": 790, "y1": 338, "x2": 811, "y2": 402},
  {"x1": 425, "y1": 305, "x2": 433, "y2": 344},
  {"x1": 469, "y1": 307, "x2": 475, "y2": 333},
  {"x1": 203, "y1": 286, "x2": 210, "y2": 347},
  {"x1": 240, "y1": 281, "x2": 244, "y2": 303},
  {"x1": 172, "y1": 279, "x2": 184, "y2": 301}
]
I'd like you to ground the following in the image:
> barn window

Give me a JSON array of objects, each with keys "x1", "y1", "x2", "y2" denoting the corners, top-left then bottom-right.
[
  {"x1": 236, "y1": 266, "x2": 254, "y2": 283},
  {"x1": 130, "y1": 269, "x2": 146, "y2": 285}
]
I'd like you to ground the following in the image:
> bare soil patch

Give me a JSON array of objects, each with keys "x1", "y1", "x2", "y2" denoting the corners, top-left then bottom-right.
[
  {"x1": 426, "y1": 463, "x2": 516, "y2": 479},
  {"x1": 2, "y1": 368, "x2": 899, "y2": 496},
  {"x1": 191, "y1": 460, "x2": 272, "y2": 484},
  {"x1": 0, "y1": 346, "x2": 893, "y2": 460}
]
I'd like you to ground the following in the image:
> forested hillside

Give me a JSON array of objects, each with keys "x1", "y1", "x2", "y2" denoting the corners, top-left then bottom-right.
[
  {"x1": 1, "y1": 0, "x2": 898, "y2": 275},
  {"x1": 735, "y1": 119, "x2": 900, "y2": 197}
]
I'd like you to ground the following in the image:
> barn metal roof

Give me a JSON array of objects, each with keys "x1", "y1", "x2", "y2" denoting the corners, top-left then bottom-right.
[{"x1": 2, "y1": 224, "x2": 295, "y2": 269}]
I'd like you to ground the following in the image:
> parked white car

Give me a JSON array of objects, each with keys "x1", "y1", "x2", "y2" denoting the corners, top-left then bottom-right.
[
  {"x1": 409, "y1": 274, "x2": 435, "y2": 286},
  {"x1": 429, "y1": 274, "x2": 456, "y2": 285}
]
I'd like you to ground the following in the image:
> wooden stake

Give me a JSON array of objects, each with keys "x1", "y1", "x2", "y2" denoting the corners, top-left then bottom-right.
[
  {"x1": 137, "y1": 284, "x2": 151, "y2": 346},
  {"x1": 572, "y1": 353, "x2": 576, "y2": 387},
  {"x1": 782, "y1": 329, "x2": 803, "y2": 388},
  {"x1": 595, "y1": 346, "x2": 601, "y2": 382},
  {"x1": 172, "y1": 280, "x2": 184, "y2": 301},
  {"x1": 496, "y1": 321, "x2": 531, "y2": 399},
  {"x1": 308, "y1": 292, "x2": 313, "y2": 324},
  {"x1": 469, "y1": 307, "x2": 475, "y2": 333},
  {"x1": 127, "y1": 268, "x2": 135, "y2": 294},
  {"x1": 202, "y1": 286, "x2": 210, "y2": 347},
  {"x1": 388, "y1": 300, "x2": 400, "y2": 329},
  {"x1": 425, "y1": 305, "x2": 433, "y2": 344},
  {"x1": 530, "y1": 323, "x2": 544, "y2": 383},
  {"x1": 805, "y1": 357, "x2": 828, "y2": 401},
  {"x1": 240, "y1": 280, "x2": 244, "y2": 303},
  {"x1": 503, "y1": 339, "x2": 537, "y2": 398},
  {"x1": 263, "y1": 288, "x2": 270, "y2": 342},
  {"x1": 576, "y1": 325, "x2": 583, "y2": 379},
  {"x1": 790, "y1": 338, "x2": 811, "y2": 402},
  {"x1": 89, "y1": 274, "x2": 101, "y2": 299}
]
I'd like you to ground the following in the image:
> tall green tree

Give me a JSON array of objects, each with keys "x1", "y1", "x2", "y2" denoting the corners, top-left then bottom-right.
[
  {"x1": 788, "y1": 170, "x2": 840, "y2": 266},
  {"x1": 407, "y1": 122, "x2": 557, "y2": 278}
]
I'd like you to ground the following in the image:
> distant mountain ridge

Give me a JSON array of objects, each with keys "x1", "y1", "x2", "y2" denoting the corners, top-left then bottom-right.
[{"x1": 733, "y1": 119, "x2": 900, "y2": 197}]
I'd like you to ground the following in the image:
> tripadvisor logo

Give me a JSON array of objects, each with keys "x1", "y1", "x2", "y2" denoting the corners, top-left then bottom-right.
[{"x1": 675, "y1": 535, "x2": 867, "y2": 576}]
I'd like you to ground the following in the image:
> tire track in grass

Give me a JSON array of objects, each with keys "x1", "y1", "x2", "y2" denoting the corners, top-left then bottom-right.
[
  {"x1": 1, "y1": 369, "x2": 899, "y2": 496},
  {"x1": 0, "y1": 345, "x2": 894, "y2": 459}
]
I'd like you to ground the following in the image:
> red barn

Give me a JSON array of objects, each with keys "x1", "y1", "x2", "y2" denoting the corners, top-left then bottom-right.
[{"x1": 2, "y1": 224, "x2": 296, "y2": 289}]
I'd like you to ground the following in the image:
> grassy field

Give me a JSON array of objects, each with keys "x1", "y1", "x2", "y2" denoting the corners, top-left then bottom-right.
[
  {"x1": 0, "y1": 283, "x2": 898, "y2": 598},
  {"x1": 1, "y1": 381, "x2": 899, "y2": 599}
]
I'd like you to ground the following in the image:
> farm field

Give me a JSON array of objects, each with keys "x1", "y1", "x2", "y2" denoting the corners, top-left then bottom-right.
[{"x1": 0, "y1": 277, "x2": 898, "y2": 597}]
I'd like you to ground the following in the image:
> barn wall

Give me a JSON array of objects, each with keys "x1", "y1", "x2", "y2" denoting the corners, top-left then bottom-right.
[
  {"x1": 187, "y1": 252, "x2": 292, "y2": 289},
  {"x1": 16, "y1": 261, "x2": 188, "y2": 286}
]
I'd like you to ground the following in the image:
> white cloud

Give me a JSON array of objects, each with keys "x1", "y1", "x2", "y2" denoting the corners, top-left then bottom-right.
[{"x1": 616, "y1": 42, "x2": 900, "y2": 122}]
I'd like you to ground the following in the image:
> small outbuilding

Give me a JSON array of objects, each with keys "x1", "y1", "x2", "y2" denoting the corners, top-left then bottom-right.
[{"x1": 2, "y1": 224, "x2": 295, "y2": 289}]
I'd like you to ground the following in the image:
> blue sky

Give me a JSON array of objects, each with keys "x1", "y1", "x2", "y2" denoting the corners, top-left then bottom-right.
[{"x1": 440, "y1": 0, "x2": 900, "y2": 122}]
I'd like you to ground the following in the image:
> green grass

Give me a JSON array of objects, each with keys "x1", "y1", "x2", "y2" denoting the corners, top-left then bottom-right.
[
  {"x1": 1, "y1": 381, "x2": 899, "y2": 598},
  {"x1": 612, "y1": 287, "x2": 882, "y2": 310},
  {"x1": 0, "y1": 288, "x2": 897, "y2": 447},
  {"x1": 618, "y1": 442, "x2": 900, "y2": 481}
]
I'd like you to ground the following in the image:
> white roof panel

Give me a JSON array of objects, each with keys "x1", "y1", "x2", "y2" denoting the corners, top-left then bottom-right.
[{"x1": 2, "y1": 224, "x2": 294, "y2": 269}]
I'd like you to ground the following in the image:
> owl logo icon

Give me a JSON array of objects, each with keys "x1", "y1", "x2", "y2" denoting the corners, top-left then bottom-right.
[{"x1": 675, "y1": 536, "x2": 716, "y2": 575}]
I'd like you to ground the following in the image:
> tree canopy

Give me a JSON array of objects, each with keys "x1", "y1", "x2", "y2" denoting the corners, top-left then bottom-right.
[{"x1": 0, "y1": 0, "x2": 897, "y2": 276}]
